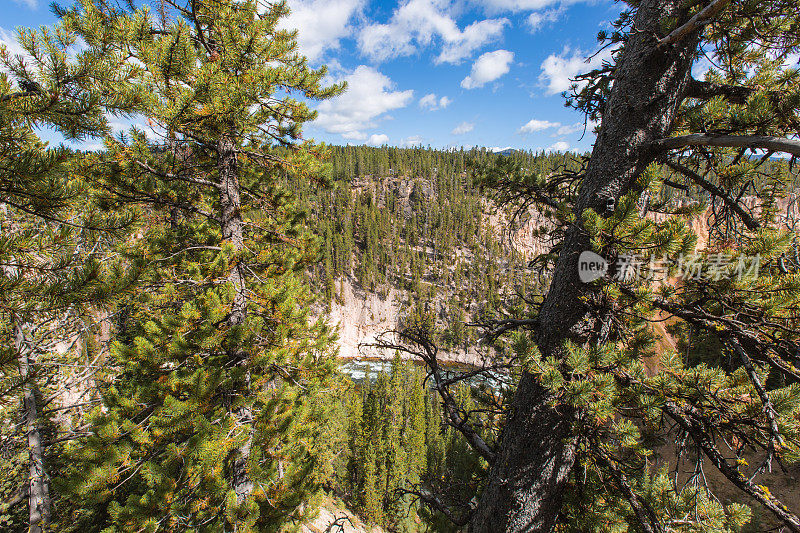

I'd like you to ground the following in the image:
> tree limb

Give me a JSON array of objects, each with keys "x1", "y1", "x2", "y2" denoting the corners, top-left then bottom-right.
[
  {"x1": 685, "y1": 79, "x2": 756, "y2": 105},
  {"x1": 366, "y1": 329, "x2": 497, "y2": 464},
  {"x1": 662, "y1": 401, "x2": 800, "y2": 532},
  {"x1": 0, "y1": 91, "x2": 40, "y2": 103},
  {"x1": 398, "y1": 487, "x2": 473, "y2": 526},
  {"x1": 468, "y1": 317, "x2": 539, "y2": 342},
  {"x1": 594, "y1": 450, "x2": 664, "y2": 533},
  {"x1": 657, "y1": 0, "x2": 732, "y2": 50},
  {"x1": 729, "y1": 337, "x2": 785, "y2": 473},
  {"x1": 133, "y1": 160, "x2": 218, "y2": 188},
  {"x1": 0, "y1": 485, "x2": 28, "y2": 513},
  {"x1": 654, "y1": 134, "x2": 800, "y2": 157},
  {"x1": 665, "y1": 159, "x2": 760, "y2": 230}
]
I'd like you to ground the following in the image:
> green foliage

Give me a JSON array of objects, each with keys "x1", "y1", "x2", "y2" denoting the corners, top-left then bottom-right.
[
  {"x1": 23, "y1": 1, "x2": 345, "y2": 531},
  {"x1": 326, "y1": 357, "x2": 482, "y2": 532},
  {"x1": 301, "y1": 145, "x2": 569, "y2": 350}
]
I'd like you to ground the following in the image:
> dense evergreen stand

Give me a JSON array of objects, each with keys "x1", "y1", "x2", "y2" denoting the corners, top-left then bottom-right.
[{"x1": 52, "y1": 1, "x2": 341, "y2": 530}]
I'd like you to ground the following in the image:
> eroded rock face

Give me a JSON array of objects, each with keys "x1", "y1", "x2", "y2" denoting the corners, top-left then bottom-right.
[
  {"x1": 314, "y1": 177, "x2": 557, "y2": 366},
  {"x1": 321, "y1": 277, "x2": 485, "y2": 365},
  {"x1": 302, "y1": 505, "x2": 384, "y2": 533}
]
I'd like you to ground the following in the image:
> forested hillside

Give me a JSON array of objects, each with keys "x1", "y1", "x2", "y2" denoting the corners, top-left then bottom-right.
[
  {"x1": 302, "y1": 146, "x2": 574, "y2": 359},
  {"x1": 298, "y1": 144, "x2": 798, "y2": 363}
]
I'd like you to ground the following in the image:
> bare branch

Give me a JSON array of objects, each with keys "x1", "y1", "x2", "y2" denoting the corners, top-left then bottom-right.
[
  {"x1": 468, "y1": 317, "x2": 539, "y2": 342},
  {"x1": 654, "y1": 134, "x2": 800, "y2": 157},
  {"x1": 366, "y1": 329, "x2": 497, "y2": 464},
  {"x1": 398, "y1": 487, "x2": 473, "y2": 526},
  {"x1": 657, "y1": 0, "x2": 732, "y2": 50},
  {"x1": 665, "y1": 159, "x2": 760, "y2": 230}
]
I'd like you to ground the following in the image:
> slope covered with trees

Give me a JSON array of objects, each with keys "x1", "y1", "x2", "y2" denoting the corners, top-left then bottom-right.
[{"x1": 300, "y1": 145, "x2": 580, "y2": 356}]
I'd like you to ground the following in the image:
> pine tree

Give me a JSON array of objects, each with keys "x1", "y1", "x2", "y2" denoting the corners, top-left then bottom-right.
[
  {"x1": 461, "y1": 0, "x2": 800, "y2": 531},
  {"x1": 0, "y1": 21, "x2": 137, "y2": 533},
  {"x1": 57, "y1": 1, "x2": 342, "y2": 530}
]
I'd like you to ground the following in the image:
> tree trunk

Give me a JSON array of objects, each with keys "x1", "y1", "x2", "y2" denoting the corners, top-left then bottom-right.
[
  {"x1": 468, "y1": 0, "x2": 702, "y2": 530},
  {"x1": 218, "y1": 133, "x2": 247, "y2": 330},
  {"x1": 217, "y1": 133, "x2": 254, "y2": 507},
  {"x1": 15, "y1": 319, "x2": 51, "y2": 533}
]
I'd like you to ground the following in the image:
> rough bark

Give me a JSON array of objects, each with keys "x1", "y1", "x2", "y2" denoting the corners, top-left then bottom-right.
[
  {"x1": 15, "y1": 320, "x2": 51, "y2": 533},
  {"x1": 468, "y1": 0, "x2": 703, "y2": 530},
  {"x1": 217, "y1": 132, "x2": 254, "y2": 507},
  {"x1": 218, "y1": 133, "x2": 247, "y2": 331}
]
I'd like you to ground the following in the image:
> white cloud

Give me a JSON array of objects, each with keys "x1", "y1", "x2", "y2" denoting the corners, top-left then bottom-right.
[
  {"x1": 691, "y1": 55, "x2": 715, "y2": 80},
  {"x1": 280, "y1": 0, "x2": 363, "y2": 62},
  {"x1": 519, "y1": 118, "x2": 560, "y2": 133},
  {"x1": 461, "y1": 49, "x2": 514, "y2": 89},
  {"x1": 451, "y1": 121, "x2": 474, "y2": 135},
  {"x1": 12, "y1": 0, "x2": 37, "y2": 8},
  {"x1": 0, "y1": 28, "x2": 27, "y2": 61},
  {"x1": 546, "y1": 141, "x2": 570, "y2": 152},
  {"x1": 475, "y1": 0, "x2": 584, "y2": 13},
  {"x1": 419, "y1": 93, "x2": 437, "y2": 108},
  {"x1": 539, "y1": 46, "x2": 613, "y2": 95},
  {"x1": 400, "y1": 135, "x2": 424, "y2": 147},
  {"x1": 526, "y1": 8, "x2": 562, "y2": 32},
  {"x1": 419, "y1": 93, "x2": 451, "y2": 110},
  {"x1": 358, "y1": 0, "x2": 508, "y2": 64},
  {"x1": 555, "y1": 122, "x2": 581, "y2": 135},
  {"x1": 313, "y1": 65, "x2": 413, "y2": 140},
  {"x1": 367, "y1": 133, "x2": 389, "y2": 145},
  {"x1": 556, "y1": 121, "x2": 598, "y2": 136}
]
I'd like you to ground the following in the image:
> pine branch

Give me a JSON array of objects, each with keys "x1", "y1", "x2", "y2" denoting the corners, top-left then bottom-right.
[
  {"x1": 684, "y1": 81, "x2": 800, "y2": 132},
  {"x1": 662, "y1": 400, "x2": 800, "y2": 532},
  {"x1": 654, "y1": 134, "x2": 800, "y2": 157},
  {"x1": 0, "y1": 90, "x2": 41, "y2": 103},
  {"x1": 657, "y1": 0, "x2": 732, "y2": 50},
  {"x1": 685, "y1": 79, "x2": 759, "y2": 105},
  {"x1": 593, "y1": 449, "x2": 664, "y2": 533},
  {"x1": 133, "y1": 160, "x2": 219, "y2": 188},
  {"x1": 620, "y1": 287, "x2": 800, "y2": 381},
  {"x1": 397, "y1": 487, "x2": 473, "y2": 526},
  {"x1": 613, "y1": 369, "x2": 800, "y2": 532},
  {"x1": 662, "y1": 178, "x2": 689, "y2": 190},
  {"x1": 729, "y1": 338, "x2": 786, "y2": 473},
  {"x1": 664, "y1": 159, "x2": 760, "y2": 230}
]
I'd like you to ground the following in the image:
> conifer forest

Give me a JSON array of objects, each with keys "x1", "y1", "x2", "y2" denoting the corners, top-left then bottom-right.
[{"x1": 3, "y1": 0, "x2": 800, "y2": 532}]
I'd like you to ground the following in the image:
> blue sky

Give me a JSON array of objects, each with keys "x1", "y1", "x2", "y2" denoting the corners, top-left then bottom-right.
[{"x1": 1, "y1": 0, "x2": 624, "y2": 152}]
